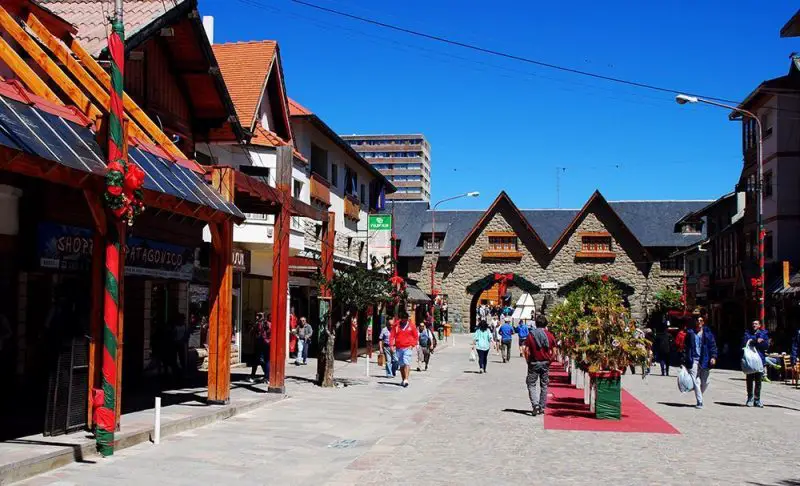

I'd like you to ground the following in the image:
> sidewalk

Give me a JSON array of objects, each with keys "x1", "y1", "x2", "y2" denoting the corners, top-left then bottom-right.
[{"x1": 0, "y1": 369, "x2": 283, "y2": 485}]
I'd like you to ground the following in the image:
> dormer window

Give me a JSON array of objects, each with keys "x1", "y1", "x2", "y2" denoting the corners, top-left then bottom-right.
[{"x1": 681, "y1": 222, "x2": 702, "y2": 235}]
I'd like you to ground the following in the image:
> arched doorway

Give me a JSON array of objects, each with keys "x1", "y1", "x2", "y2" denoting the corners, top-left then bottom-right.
[{"x1": 466, "y1": 273, "x2": 540, "y2": 332}]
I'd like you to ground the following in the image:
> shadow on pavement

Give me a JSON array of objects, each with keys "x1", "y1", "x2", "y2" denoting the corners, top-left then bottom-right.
[
  {"x1": 462, "y1": 370, "x2": 481, "y2": 374},
  {"x1": 501, "y1": 408, "x2": 532, "y2": 417},
  {"x1": 715, "y1": 401, "x2": 800, "y2": 412},
  {"x1": 377, "y1": 381, "x2": 404, "y2": 387},
  {"x1": 657, "y1": 402, "x2": 696, "y2": 408},
  {"x1": 747, "y1": 480, "x2": 800, "y2": 486},
  {"x1": 715, "y1": 401, "x2": 745, "y2": 407}
]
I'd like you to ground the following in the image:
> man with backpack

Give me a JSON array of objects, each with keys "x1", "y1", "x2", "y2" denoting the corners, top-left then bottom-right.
[
  {"x1": 523, "y1": 316, "x2": 556, "y2": 416},
  {"x1": 248, "y1": 312, "x2": 271, "y2": 384},
  {"x1": 416, "y1": 323, "x2": 436, "y2": 371}
]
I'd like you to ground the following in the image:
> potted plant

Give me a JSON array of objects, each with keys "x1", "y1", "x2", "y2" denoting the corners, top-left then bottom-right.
[{"x1": 550, "y1": 275, "x2": 650, "y2": 419}]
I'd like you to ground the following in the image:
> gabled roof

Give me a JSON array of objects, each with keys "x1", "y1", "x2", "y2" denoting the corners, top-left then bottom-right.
[
  {"x1": 780, "y1": 9, "x2": 800, "y2": 38},
  {"x1": 212, "y1": 40, "x2": 288, "y2": 132},
  {"x1": 251, "y1": 122, "x2": 307, "y2": 163},
  {"x1": 734, "y1": 59, "x2": 800, "y2": 115},
  {"x1": 548, "y1": 191, "x2": 649, "y2": 262},
  {"x1": 38, "y1": 0, "x2": 192, "y2": 56},
  {"x1": 385, "y1": 196, "x2": 710, "y2": 259},
  {"x1": 449, "y1": 191, "x2": 549, "y2": 262},
  {"x1": 288, "y1": 97, "x2": 395, "y2": 193}
]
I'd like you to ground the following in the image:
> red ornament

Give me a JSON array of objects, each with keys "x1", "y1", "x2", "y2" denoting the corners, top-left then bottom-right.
[
  {"x1": 107, "y1": 184, "x2": 123, "y2": 197},
  {"x1": 123, "y1": 163, "x2": 145, "y2": 192},
  {"x1": 601, "y1": 274, "x2": 609, "y2": 283},
  {"x1": 107, "y1": 160, "x2": 124, "y2": 173}
]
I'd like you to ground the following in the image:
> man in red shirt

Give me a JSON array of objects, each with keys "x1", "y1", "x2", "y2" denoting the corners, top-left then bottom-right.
[
  {"x1": 523, "y1": 315, "x2": 556, "y2": 416},
  {"x1": 390, "y1": 310, "x2": 419, "y2": 388}
]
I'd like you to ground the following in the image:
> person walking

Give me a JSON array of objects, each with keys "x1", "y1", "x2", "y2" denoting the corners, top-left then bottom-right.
[
  {"x1": 654, "y1": 324, "x2": 671, "y2": 376},
  {"x1": 472, "y1": 320, "x2": 494, "y2": 373},
  {"x1": 249, "y1": 312, "x2": 271, "y2": 384},
  {"x1": 517, "y1": 319, "x2": 530, "y2": 357},
  {"x1": 416, "y1": 323, "x2": 436, "y2": 371},
  {"x1": 295, "y1": 317, "x2": 312, "y2": 366},
  {"x1": 792, "y1": 325, "x2": 800, "y2": 369},
  {"x1": 524, "y1": 316, "x2": 556, "y2": 416},
  {"x1": 683, "y1": 316, "x2": 718, "y2": 409},
  {"x1": 390, "y1": 311, "x2": 419, "y2": 388},
  {"x1": 498, "y1": 318, "x2": 514, "y2": 363},
  {"x1": 379, "y1": 319, "x2": 396, "y2": 378},
  {"x1": 742, "y1": 320, "x2": 770, "y2": 407}
]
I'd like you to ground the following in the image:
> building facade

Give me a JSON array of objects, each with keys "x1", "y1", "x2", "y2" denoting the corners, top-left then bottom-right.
[
  {"x1": 341, "y1": 134, "x2": 431, "y2": 202},
  {"x1": 389, "y1": 193, "x2": 709, "y2": 332}
]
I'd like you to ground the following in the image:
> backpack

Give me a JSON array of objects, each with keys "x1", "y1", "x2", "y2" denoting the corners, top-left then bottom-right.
[{"x1": 419, "y1": 331, "x2": 430, "y2": 348}]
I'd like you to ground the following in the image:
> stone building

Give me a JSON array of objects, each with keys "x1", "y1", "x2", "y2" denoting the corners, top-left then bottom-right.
[{"x1": 388, "y1": 192, "x2": 710, "y2": 331}]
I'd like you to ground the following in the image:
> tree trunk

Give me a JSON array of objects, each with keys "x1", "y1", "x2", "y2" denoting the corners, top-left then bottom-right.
[{"x1": 317, "y1": 327, "x2": 336, "y2": 387}]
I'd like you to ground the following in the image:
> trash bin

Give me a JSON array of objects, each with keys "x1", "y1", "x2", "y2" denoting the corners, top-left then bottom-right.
[{"x1": 444, "y1": 323, "x2": 452, "y2": 337}]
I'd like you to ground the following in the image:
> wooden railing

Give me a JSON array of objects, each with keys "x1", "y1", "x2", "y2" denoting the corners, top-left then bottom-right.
[
  {"x1": 344, "y1": 194, "x2": 360, "y2": 221},
  {"x1": 310, "y1": 172, "x2": 330, "y2": 206}
]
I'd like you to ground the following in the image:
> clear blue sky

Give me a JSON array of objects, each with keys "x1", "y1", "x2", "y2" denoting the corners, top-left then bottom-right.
[{"x1": 200, "y1": 0, "x2": 798, "y2": 210}]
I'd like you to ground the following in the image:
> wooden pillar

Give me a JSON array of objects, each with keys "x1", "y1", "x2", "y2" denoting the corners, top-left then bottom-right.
[
  {"x1": 269, "y1": 146, "x2": 292, "y2": 393},
  {"x1": 114, "y1": 223, "x2": 126, "y2": 431},
  {"x1": 84, "y1": 191, "x2": 106, "y2": 429},
  {"x1": 208, "y1": 167, "x2": 234, "y2": 404}
]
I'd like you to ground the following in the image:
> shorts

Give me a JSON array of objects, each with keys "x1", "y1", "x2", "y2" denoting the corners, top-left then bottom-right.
[{"x1": 396, "y1": 347, "x2": 413, "y2": 366}]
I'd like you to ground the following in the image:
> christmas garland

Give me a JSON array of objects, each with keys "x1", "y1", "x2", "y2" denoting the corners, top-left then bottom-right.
[
  {"x1": 104, "y1": 158, "x2": 145, "y2": 225},
  {"x1": 465, "y1": 273, "x2": 541, "y2": 296}
]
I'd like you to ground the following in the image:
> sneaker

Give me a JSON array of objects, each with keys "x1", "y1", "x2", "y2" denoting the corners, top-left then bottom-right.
[
  {"x1": 416, "y1": 367, "x2": 421, "y2": 372},
  {"x1": 385, "y1": 373, "x2": 393, "y2": 378},
  {"x1": 247, "y1": 376, "x2": 256, "y2": 384},
  {"x1": 754, "y1": 400, "x2": 764, "y2": 408},
  {"x1": 762, "y1": 376, "x2": 772, "y2": 383},
  {"x1": 531, "y1": 408, "x2": 539, "y2": 417},
  {"x1": 402, "y1": 380, "x2": 409, "y2": 388},
  {"x1": 695, "y1": 403, "x2": 703, "y2": 410},
  {"x1": 746, "y1": 398, "x2": 754, "y2": 407}
]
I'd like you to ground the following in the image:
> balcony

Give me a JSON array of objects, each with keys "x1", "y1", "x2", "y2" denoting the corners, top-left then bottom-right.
[
  {"x1": 344, "y1": 194, "x2": 360, "y2": 221},
  {"x1": 310, "y1": 173, "x2": 330, "y2": 206}
]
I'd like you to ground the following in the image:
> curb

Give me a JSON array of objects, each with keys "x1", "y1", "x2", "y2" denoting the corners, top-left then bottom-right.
[{"x1": 1, "y1": 394, "x2": 285, "y2": 485}]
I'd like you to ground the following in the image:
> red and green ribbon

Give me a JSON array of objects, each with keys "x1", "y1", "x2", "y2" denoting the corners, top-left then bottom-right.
[{"x1": 97, "y1": 17, "x2": 131, "y2": 457}]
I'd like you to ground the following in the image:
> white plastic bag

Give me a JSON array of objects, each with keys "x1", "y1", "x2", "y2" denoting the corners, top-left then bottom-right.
[
  {"x1": 677, "y1": 365, "x2": 694, "y2": 393},
  {"x1": 469, "y1": 349, "x2": 477, "y2": 362},
  {"x1": 741, "y1": 340, "x2": 765, "y2": 375}
]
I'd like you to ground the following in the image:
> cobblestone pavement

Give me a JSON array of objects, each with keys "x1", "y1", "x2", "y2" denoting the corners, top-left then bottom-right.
[{"x1": 17, "y1": 340, "x2": 800, "y2": 486}]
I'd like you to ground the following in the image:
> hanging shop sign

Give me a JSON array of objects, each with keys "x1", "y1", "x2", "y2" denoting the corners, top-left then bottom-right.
[
  {"x1": 232, "y1": 248, "x2": 251, "y2": 273},
  {"x1": 36, "y1": 222, "x2": 194, "y2": 279},
  {"x1": 367, "y1": 214, "x2": 392, "y2": 270}
]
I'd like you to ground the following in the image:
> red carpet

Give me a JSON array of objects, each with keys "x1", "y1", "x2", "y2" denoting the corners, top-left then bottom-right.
[{"x1": 543, "y1": 363, "x2": 679, "y2": 434}]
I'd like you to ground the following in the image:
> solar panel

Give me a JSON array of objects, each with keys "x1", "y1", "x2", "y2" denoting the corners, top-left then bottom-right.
[
  {"x1": 0, "y1": 97, "x2": 59, "y2": 163},
  {"x1": 35, "y1": 108, "x2": 106, "y2": 173}
]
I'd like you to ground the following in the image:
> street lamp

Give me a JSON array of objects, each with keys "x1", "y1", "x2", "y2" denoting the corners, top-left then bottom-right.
[
  {"x1": 430, "y1": 192, "x2": 480, "y2": 293},
  {"x1": 675, "y1": 93, "x2": 765, "y2": 324}
]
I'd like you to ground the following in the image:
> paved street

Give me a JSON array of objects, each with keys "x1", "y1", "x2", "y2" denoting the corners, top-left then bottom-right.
[{"x1": 18, "y1": 342, "x2": 800, "y2": 486}]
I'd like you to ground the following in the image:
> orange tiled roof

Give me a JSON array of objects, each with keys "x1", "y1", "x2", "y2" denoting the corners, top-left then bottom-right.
[
  {"x1": 251, "y1": 123, "x2": 307, "y2": 163},
  {"x1": 288, "y1": 98, "x2": 312, "y2": 116},
  {"x1": 37, "y1": 0, "x2": 185, "y2": 56},
  {"x1": 212, "y1": 40, "x2": 277, "y2": 130}
]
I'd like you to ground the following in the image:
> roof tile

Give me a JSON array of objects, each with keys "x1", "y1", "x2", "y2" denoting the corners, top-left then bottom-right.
[
  {"x1": 250, "y1": 123, "x2": 307, "y2": 163},
  {"x1": 288, "y1": 98, "x2": 312, "y2": 116},
  {"x1": 37, "y1": 0, "x2": 184, "y2": 56},
  {"x1": 212, "y1": 40, "x2": 276, "y2": 129}
]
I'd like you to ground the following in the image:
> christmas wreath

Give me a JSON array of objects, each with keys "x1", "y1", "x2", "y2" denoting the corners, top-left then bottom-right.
[{"x1": 104, "y1": 158, "x2": 145, "y2": 225}]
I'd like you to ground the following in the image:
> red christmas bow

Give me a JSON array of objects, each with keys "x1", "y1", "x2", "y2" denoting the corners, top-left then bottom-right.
[
  {"x1": 494, "y1": 273, "x2": 513, "y2": 303},
  {"x1": 123, "y1": 162, "x2": 146, "y2": 192}
]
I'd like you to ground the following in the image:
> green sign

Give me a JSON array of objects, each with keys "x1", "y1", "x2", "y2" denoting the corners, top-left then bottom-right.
[{"x1": 368, "y1": 214, "x2": 392, "y2": 231}]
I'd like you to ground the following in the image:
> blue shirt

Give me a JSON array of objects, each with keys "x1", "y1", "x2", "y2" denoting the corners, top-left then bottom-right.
[
  {"x1": 517, "y1": 324, "x2": 530, "y2": 339},
  {"x1": 694, "y1": 329, "x2": 703, "y2": 362},
  {"x1": 473, "y1": 329, "x2": 493, "y2": 351},
  {"x1": 379, "y1": 327, "x2": 391, "y2": 345},
  {"x1": 499, "y1": 323, "x2": 514, "y2": 341}
]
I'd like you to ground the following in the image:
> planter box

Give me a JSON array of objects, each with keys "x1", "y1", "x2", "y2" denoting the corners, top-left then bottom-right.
[{"x1": 591, "y1": 371, "x2": 621, "y2": 420}]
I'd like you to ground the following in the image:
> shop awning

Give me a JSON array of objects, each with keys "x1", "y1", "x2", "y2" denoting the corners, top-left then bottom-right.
[
  {"x1": 406, "y1": 284, "x2": 431, "y2": 304},
  {"x1": 0, "y1": 81, "x2": 244, "y2": 221},
  {"x1": 224, "y1": 168, "x2": 326, "y2": 221}
]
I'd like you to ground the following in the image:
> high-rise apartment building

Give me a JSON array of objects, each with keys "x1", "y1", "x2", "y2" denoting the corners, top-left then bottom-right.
[{"x1": 341, "y1": 134, "x2": 431, "y2": 202}]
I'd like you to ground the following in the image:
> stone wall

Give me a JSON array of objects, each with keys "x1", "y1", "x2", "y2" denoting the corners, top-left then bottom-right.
[{"x1": 411, "y1": 209, "x2": 678, "y2": 332}]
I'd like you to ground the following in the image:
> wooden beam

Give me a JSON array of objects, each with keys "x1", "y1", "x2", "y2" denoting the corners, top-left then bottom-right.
[
  {"x1": 62, "y1": 28, "x2": 187, "y2": 159},
  {"x1": 268, "y1": 146, "x2": 292, "y2": 393},
  {"x1": 0, "y1": 33, "x2": 60, "y2": 103},
  {"x1": 25, "y1": 13, "x2": 156, "y2": 147},
  {"x1": 0, "y1": 6, "x2": 103, "y2": 123}
]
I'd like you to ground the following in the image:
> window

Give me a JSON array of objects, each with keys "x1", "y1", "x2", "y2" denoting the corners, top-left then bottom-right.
[
  {"x1": 293, "y1": 179, "x2": 303, "y2": 199},
  {"x1": 331, "y1": 164, "x2": 339, "y2": 187},
  {"x1": 761, "y1": 112, "x2": 773, "y2": 138},
  {"x1": 310, "y1": 144, "x2": 328, "y2": 180},
  {"x1": 765, "y1": 232, "x2": 774, "y2": 259},
  {"x1": 577, "y1": 233, "x2": 614, "y2": 258},
  {"x1": 488, "y1": 235, "x2": 517, "y2": 252},
  {"x1": 681, "y1": 222, "x2": 701, "y2": 235},
  {"x1": 763, "y1": 171, "x2": 773, "y2": 198}
]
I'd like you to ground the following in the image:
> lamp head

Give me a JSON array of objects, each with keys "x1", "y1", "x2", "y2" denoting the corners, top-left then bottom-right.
[
  {"x1": 466, "y1": 191, "x2": 480, "y2": 197},
  {"x1": 675, "y1": 94, "x2": 699, "y2": 105}
]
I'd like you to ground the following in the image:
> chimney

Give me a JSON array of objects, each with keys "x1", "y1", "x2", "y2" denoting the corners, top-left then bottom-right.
[
  {"x1": 203, "y1": 15, "x2": 214, "y2": 45},
  {"x1": 732, "y1": 191, "x2": 746, "y2": 224}
]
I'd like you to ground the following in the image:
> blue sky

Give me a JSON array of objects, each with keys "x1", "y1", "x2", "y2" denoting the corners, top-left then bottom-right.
[{"x1": 201, "y1": 0, "x2": 798, "y2": 210}]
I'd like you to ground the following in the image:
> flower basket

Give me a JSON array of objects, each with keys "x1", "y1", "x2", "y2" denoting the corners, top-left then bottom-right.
[{"x1": 590, "y1": 370, "x2": 621, "y2": 420}]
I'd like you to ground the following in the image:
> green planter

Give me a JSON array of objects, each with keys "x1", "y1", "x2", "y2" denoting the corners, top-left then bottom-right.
[{"x1": 592, "y1": 371, "x2": 621, "y2": 420}]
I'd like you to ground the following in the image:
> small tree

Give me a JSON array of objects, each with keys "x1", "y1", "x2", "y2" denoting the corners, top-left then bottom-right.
[
  {"x1": 316, "y1": 265, "x2": 392, "y2": 387},
  {"x1": 550, "y1": 275, "x2": 649, "y2": 373}
]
